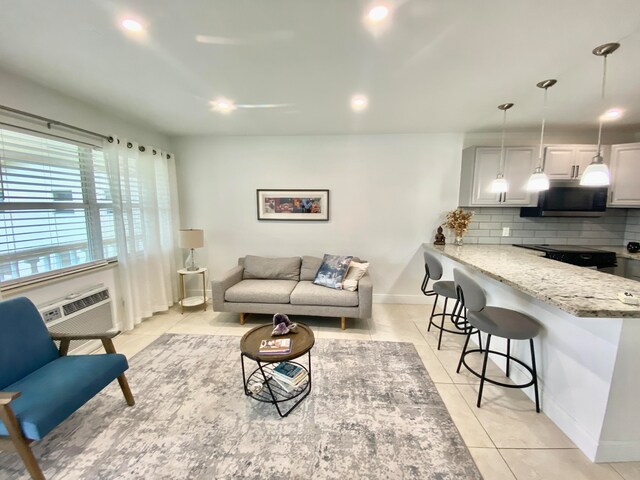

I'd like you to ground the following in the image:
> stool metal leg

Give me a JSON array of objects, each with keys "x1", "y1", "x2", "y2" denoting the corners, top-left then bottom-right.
[
  {"x1": 457, "y1": 329, "x2": 472, "y2": 374},
  {"x1": 530, "y1": 338, "x2": 540, "y2": 413},
  {"x1": 477, "y1": 334, "x2": 492, "y2": 408},
  {"x1": 427, "y1": 294, "x2": 439, "y2": 332},
  {"x1": 477, "y1": 330, "x2": 483, "y2": 353},
  {"x1": 506, "y1": 338, "x2": 511, "y2": 377},
  {"x1": 437, "y1": 297, "x2": 449, "y2": 350}
]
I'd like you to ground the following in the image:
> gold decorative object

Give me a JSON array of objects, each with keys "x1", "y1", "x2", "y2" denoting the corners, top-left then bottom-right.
[{"x1": 444, "y1": 208, "x2": 474, "y2": 246}]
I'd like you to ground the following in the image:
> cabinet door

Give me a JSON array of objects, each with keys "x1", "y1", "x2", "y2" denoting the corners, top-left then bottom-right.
[
  {"x1": 503, "y1": 147, "x2": 536, "y2": 205},
  {"x1": 471, "y1": 148, "x2": 502, "y2": 205},
  {"x1": 544, "y1": 147, "x2": 576, "y2": 179},
  {"x1": 610, "y1": 143, "x2": 640, "y2": 207},
  {"x1": 575, "y1": 146, "x2": 598, "y2": 180}
]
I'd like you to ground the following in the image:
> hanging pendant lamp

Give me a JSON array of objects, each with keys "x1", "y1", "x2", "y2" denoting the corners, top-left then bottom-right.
[
  {"x1": 580, "y1": 42, "x2": 620, "y2": 186},
  {"x1": 526, "y1": 79, "x2": 557, "y2": 192},
  {"x1": 490, "y1": 103, "x2": 514, "y2": 194}
]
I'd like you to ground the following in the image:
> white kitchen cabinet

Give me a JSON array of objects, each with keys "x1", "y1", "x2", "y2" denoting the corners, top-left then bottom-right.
[
  {"x1": 609, "y1": 143, "x2": 640, "y2": 207},
  {"x1": 543, "y1": 145, "x2": 599, "y2": 180},
  {"x1": 459, "y1": 146, "x2": 537, "y2": 207}
]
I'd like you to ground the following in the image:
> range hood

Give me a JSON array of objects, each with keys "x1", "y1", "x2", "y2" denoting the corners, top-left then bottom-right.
[{"x1": 520, "y1": 182, "x2": 608, "y2": 218}]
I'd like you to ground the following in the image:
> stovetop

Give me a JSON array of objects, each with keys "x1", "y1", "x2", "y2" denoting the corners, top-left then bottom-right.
[
  {"x1": 515, "y1": 244, "x2": 614, "y2": 254},
  {"x1": 514, "y1": 244, "x2": 617, "y2": 269}
]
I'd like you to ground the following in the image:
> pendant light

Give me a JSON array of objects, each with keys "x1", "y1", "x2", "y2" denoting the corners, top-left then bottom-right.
[
  {"x1": 580, "y1": 42, "x2": 620, "y2": 186},
  {"x1": 526, "y1": 79, "x2": 557, "y2": 192},
  {"x1": 490, "y1": 103, "x2": 514, "y2": 194}
]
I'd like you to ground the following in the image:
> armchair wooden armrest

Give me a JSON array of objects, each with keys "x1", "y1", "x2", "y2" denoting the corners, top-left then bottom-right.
[
  {"x1": 0, "y1": 392, "x2": 20, "y2": 406},
  {"x1": 50, "y1": 331, "x2": 121, "y2": 356}
]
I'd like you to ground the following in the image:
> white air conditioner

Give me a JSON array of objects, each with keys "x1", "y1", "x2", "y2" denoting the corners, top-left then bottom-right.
[{"x1": 38, "y1": 284, "x2": 117, "y2": 355}]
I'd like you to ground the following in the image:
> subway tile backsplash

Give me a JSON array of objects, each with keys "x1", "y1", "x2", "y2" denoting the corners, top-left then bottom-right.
[
  {"x1": 459, "y1": 207, "x2": 632, "y2": 246},
  {"x1": 625, "y1": 209, "x2": 640, "y2": 244}
]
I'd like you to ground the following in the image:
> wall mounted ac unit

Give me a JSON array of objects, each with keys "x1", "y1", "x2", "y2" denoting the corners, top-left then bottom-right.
[{"x1": 38, "y1": 284, "x2": 117, "y2": 355}]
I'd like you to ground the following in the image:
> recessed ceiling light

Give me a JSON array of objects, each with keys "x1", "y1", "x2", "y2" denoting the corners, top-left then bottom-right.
[
  {"x1": 367, "y1": 5, "x2": 389, "y2": 22},
  {"x1": 351, "y1": 95, "x2": 369, "y2": 112},
  {"x1": 210, "y1": 98, "x2": 237, "y2": 114},
  {"x1": 121, "y1": 18, "x2": 143, "y2": 33},
  {"x1": 602, "y1": 108, "x2": 623, "y2": 120}
]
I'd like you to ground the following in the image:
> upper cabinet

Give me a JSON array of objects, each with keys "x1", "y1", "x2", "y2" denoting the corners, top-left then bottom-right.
[
  {"x1": 459, "y1": 146, "x2": 537, "y2": 207},
  {"x1": 609, "y1": 143, "x2": 640, "y2": 207},
  {"x1": 543, "y1": 144, "x2": 600, "y2": 180}
]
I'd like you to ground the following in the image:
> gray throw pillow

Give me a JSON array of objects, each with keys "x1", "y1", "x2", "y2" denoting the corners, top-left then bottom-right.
[
  {"x1": 243, "y1": 255, "x2": 301, "y2": 280},
  {"x1": 313, "y1": 254, "x2": 353, "y2": 289}
]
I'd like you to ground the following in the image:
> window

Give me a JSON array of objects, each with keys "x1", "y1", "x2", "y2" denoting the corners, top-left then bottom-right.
[{"x1": 0, "y1": 128, "x2": 116, "y2": 286}]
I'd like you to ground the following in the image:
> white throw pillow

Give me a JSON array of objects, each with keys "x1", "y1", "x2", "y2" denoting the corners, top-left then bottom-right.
[{"x1": 341, "y1": 261, "x2": 369, "y2": 291}]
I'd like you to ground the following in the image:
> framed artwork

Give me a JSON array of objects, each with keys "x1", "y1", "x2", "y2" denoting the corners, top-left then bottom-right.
[{"x1": 256, "y1": 189, "x2": 330, "y2": 221}]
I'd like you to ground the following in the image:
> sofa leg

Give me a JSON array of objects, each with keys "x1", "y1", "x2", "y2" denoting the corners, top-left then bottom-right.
[
  {"x1": 240, "y1": 312, "x2": 246, "y2": 325},
  {"x1": 341, "y1": 317, "x2": 347, "y2": 330},
  {"x1": 0, "y1": 405, "x2": 45, "y2": 480},
  {"x1": 117, "y1": 374, "x2": 135, "y2": 406}
]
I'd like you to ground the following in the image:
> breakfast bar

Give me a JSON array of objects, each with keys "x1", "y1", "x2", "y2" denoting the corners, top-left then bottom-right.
[{"x1": 423, "y1": 243, "x2": 640, "y2": 462}]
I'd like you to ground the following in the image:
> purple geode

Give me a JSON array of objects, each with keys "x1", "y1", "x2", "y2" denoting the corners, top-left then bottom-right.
[{"x1": 271, "y1": 313, "x2": 298, "y2": 336}]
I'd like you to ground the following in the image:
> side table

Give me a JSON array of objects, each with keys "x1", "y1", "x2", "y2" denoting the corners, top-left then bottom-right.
[
  {"x1": 240, "y1": 323, "x2": 315, "y2": 418},
  {"x1": 178, "y1": 267, "x2": 207, "y2": 314}
]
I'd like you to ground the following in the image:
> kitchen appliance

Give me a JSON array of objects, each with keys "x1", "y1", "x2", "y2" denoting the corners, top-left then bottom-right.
[
  {"x1": 519, "y1": 182, "x2": 608, "y2": 217},
  {"x1": 514, "y1": 244, "x2": 617, "y2": 271},
  {"x1": 627, "y1": 242, "x2": 640, "y2": 253}
]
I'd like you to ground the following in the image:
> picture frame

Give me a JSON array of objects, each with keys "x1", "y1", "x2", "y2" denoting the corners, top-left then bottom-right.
[{"x1": 256, "y1": 189, "x2": 330, "y2": 221}]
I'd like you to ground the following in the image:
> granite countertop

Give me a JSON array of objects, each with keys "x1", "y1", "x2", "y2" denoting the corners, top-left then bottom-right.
[
  {"x1": 424, "y1": 244, "x2": 640, "y2": 318},
  {"x1": 600, "y1": 246, "x2": 640, "y2": 261}
]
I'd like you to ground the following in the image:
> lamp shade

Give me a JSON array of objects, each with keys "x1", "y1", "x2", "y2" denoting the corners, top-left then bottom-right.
[
  {"x1": 526, "y1": 169, "x2": 550, "y2": 192},
  {"x1": 490, "y1": 176, "x2": 508, "y2": 193},
  {"x1": 580, "y1": 162, "x2": 610, "y2": 186},
  {"x1": 179, "y1": 229, "x2": 204, "y2": 249}
]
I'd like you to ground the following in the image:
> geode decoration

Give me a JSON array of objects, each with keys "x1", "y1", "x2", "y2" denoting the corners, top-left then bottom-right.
[{"x1": 271, "y1": 313, "x2": 298, "y2": 336}]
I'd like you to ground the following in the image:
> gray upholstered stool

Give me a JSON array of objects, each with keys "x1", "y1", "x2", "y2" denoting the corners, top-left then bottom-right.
[
  {"x1": 421, "y1": 251, "x2": 478, "y2": 350},
  {"x1": 453, "y1": 269, "x2": 541, "y2": 412}
]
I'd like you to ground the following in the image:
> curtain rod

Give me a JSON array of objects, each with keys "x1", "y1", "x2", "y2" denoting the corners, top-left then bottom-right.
[{"x1": 0, "y1": 103, "x2": 111, "y2": 142}]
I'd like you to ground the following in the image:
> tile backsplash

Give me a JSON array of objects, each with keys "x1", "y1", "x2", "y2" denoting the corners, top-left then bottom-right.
[
  {"x1": 458, "y1": 207, "x2": 630, "y2": 246},
  {"x1": 625, "y1": 209, "x2": 640, "y2": 244}
]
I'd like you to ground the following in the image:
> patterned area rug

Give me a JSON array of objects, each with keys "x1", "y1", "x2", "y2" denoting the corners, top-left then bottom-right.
[{"x1": 1, "y1": 335, "x2": 482, "y2": 480}]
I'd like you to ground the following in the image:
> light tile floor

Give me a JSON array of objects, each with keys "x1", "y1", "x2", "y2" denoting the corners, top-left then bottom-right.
[{"x1": 107, "y1": 303, "x2": 640, "y2": 480}]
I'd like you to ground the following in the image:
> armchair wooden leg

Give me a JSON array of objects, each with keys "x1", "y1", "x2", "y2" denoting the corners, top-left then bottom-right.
[
  {"x1": 240, "y1": 312, "x2": 246, "y2": 325},
  {"x1": 117, "y1": 374, "x2": 135, "y2": 406},
  {"x1": 341, "y1": 317, "x2": 347, "y2": 330},
  {"x1": 0, "y1": 406, "x2": 45, "y2": 480},
  {"x1": 100, "y1": 338, "x2": 135, "y2": 407}
]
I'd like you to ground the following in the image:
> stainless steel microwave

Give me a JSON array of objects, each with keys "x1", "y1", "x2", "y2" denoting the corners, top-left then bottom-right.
[{"x1": 520, "y1": 182, "x2": 608, "y2": 217}]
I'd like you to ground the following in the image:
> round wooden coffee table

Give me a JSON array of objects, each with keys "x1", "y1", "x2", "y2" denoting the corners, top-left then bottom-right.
[{"x1": 240, "y1": 323, "x2": 315, "y2": 417}]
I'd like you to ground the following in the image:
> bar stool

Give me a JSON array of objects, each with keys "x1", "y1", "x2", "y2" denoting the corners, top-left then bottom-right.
[
  {"x1": 453, "y1": 269, "x2": 541, "y2": 412},
  {"x1": 421, "y1": 251, "x2": 478, "y2": 350}
]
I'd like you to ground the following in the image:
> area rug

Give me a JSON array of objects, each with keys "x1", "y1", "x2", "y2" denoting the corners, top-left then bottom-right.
[{"x1": 0, "y1": 335, "x2": 482, "y2": 480}]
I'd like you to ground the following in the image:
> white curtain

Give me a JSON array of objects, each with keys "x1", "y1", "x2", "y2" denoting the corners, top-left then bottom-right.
[{"x1": 104, "y1": 138, "x2": 180, "y2": 331}]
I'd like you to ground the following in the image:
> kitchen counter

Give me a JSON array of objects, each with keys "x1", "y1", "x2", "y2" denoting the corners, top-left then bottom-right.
[
  {"x1": 601, "y1": 245, "x2": 640, "y2": 261},
  {"x1": 424, "y1": 244, "x2": 640, "y2": 318}
]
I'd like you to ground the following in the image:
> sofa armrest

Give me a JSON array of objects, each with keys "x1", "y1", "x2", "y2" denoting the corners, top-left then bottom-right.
[
  {"x1": 211, "y1": 265, "x2": 244, "y2": 310},
  {"x1": 50, "y1": 331, "x2": 120, "y2": 341},
  {"x1": 358, "y1": 272, "x2": 373, "y2": 319},
  {"x1": 0, "y1": 392, "x2": 20, "y2": 406}
]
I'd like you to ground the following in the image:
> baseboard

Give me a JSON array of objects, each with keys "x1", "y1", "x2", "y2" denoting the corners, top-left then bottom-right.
[
  {"x1": 373, "y1": 294, "x2": 432, "y2": 305},
  {"x1": 594, "y1": 440, "x2": 640, "y2": 463}
]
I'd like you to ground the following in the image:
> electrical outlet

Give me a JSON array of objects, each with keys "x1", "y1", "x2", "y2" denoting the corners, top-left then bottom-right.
[{"x1": 502, "y1": 227, "x2": 510, "y2": 237}]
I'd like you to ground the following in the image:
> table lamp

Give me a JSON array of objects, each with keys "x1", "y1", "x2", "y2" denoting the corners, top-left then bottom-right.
[{"x1": 179, "y1": 228, "x2": 204, "y2": 271}]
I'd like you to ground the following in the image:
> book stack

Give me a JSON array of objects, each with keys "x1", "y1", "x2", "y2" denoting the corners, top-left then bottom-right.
[
  {"x1": 258, "y1": 338, "x2": 292, "y2": 355},
  {"x1": 271, "y1": 362, "x2": 308, "y2": 393}
]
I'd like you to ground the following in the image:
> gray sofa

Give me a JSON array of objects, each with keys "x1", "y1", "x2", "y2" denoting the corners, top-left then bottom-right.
[{"x1": 211, "y1": 255, "x2": 373, "y2": 330}]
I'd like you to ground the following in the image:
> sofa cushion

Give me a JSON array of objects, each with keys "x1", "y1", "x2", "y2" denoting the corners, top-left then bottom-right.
[
  {"x1": 0, "y1": 354, "x2": 128, "y2": 440},
  {"x1": 225, "y1": 279, "x2": 298, "y2": 304},
  {"x1": 342, "y1": 261, "x2": 370, "y2": 292},
  {"x1": 300, "y1": 256, "x2": 323, "y2": 281},
  {"x1": 313, "y1": 254, "x2": 353, "y2": 290},
  {"x1": 243, "y1": 255, "x2": 301, "y2": 281},
  {"x1": 291, "y1": 281, "x2": 359, "y2": 307}
]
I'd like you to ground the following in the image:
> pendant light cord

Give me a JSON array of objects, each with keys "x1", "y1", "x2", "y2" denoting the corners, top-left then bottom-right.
[
  {"x1": 538, "y1": 88, "x2": 548, "y2": 162},
  {"x1": 499, "y1": 108, "x2": 507, "y2": 175},
  {"x1": 596, "y1": 55, "x2": 607, "y2": 156}
]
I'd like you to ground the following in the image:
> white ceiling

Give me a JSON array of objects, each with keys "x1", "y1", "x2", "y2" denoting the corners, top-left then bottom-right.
[{"x1": 0, "y1": 0, "x2": 639, "y2": 136}]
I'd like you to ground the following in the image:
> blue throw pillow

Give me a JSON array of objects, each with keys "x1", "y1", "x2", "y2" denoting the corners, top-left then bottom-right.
[{"x1": 313, "y1": 254, "x2": 353, "y2": 290}]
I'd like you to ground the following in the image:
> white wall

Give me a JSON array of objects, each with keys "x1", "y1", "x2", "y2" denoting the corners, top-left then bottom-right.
[
  {"x1": 171, "y1": 133, "x2": 463, "y2": 303},
  {"x1": 0, "y1": 68, "x2": 170, "y2": 326}
]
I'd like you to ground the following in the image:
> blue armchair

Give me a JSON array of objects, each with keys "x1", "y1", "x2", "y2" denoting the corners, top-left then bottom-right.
[{"x1": 0, "y1": 297, "x2": 134, "y2": 480}]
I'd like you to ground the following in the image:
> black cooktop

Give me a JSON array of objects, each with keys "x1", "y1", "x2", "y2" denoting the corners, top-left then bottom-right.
[{"x1": 514, "y1": 244, "x2": 617, "y2": 268}]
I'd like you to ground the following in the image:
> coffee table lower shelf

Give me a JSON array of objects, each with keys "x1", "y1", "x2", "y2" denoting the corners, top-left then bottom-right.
[{"x1": 241, "y1": 352, "x2": 312, "y2": 418}]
